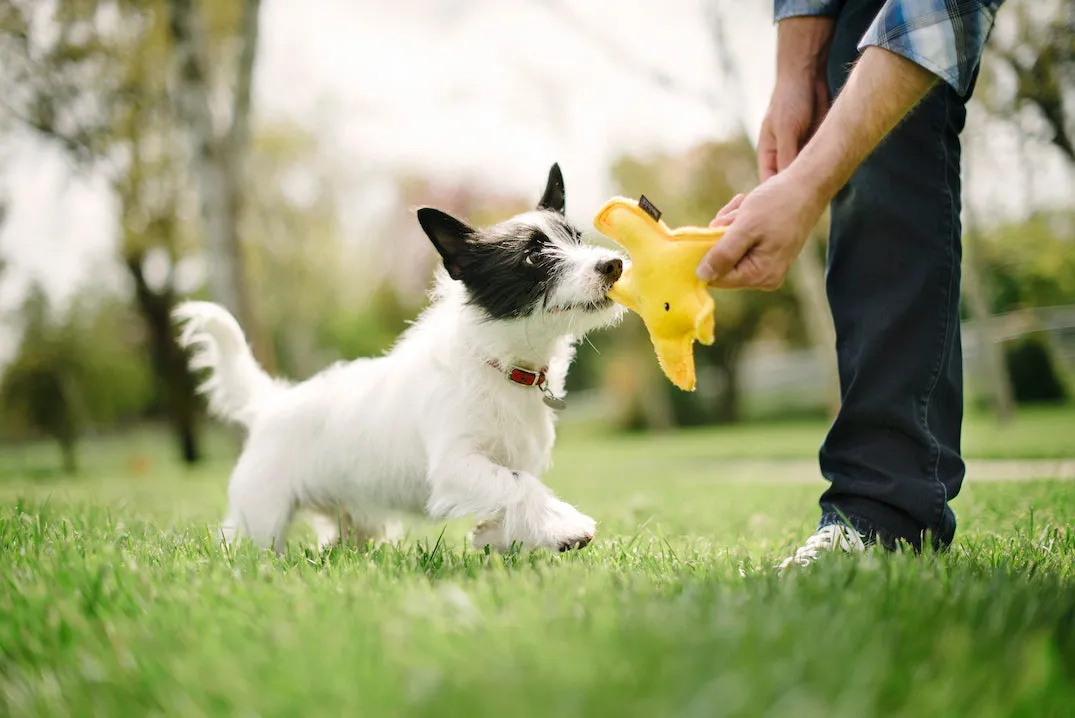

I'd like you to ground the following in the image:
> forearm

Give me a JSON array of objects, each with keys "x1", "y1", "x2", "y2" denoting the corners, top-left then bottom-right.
[
  {"x1": 775, "y1": 16, "x2": 835, "y2": 84},
  {"x1": 788, "y1": 46, "x2": 938, "y2": 207}
]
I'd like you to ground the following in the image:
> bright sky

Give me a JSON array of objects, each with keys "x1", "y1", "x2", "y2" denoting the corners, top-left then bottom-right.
[{"x1": 0, "y1": 0, "x2": 1072, "y2": 357}]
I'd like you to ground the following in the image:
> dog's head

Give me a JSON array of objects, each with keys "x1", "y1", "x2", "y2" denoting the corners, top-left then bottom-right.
[{"x1": 416, "y1": 164, "x2": 624, "y2": 334}]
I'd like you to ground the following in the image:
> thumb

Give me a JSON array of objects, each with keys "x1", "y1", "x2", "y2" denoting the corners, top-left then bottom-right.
[{"x1": 696, "y1": 223, "x2": 754, "y2": 283}]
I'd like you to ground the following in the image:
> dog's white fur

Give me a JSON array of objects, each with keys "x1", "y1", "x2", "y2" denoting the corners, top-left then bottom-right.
[{"x1": 174, "y1": 211, "x2": 624, "y2": 554}]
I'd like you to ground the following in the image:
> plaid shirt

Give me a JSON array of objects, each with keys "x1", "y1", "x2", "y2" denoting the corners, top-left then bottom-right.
[{"x1": 774, "y1": 1, "x2": 1006, "y2": 96}]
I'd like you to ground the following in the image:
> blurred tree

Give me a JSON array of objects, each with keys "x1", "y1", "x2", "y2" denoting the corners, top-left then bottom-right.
[
  {"x1": 978, "y1": 210, "x2": 1075, "y2": 312},
  {"x1": 1004, "y1": 334, "x2": 1069, "y2": 404},
  {"x1": 0, "y1": 286, "x2": 85, "y2": 473},
  {"x1": 167, "y1": 0, "x2": 273, "y2": 370},
  {"x1": 242, "y1": 122, "x2": 381, "y2": 377},
  {"x1": 606, "y1": 138, "x2": 807, "y2": 427},
  {"x1": 0, "y1": 284, "x2": 154, "y2": 473},
  {"x1": 979, "y1": 0, "x2": 1075, "y2": 165},
  {"x1": 977, "y1": 209, "x2": 1075, "y2": 403},
  {"x1": 0, "y1": 196, "x2": 7, "y2": 290},
  {"x1": 0, "y1": 0, "x2": 268, "y2": 462}
]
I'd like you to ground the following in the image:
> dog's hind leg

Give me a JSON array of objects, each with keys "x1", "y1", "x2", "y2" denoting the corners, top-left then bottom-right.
[
  {"x1": 308, "y1": 511, "x2": 352, "y2": 552},
  {"x1": 226, "y1": 462, "x2": 296, "y2": 556}
]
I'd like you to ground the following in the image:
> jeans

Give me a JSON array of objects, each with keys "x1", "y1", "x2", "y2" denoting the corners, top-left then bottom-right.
[{"x1": 817, "y1": 0, "x2": 974, "y2": 549}]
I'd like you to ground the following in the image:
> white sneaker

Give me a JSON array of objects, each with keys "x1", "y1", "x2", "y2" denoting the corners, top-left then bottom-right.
[{"x1": 777, "y1": 523, "x2": 869, "y2": 572}]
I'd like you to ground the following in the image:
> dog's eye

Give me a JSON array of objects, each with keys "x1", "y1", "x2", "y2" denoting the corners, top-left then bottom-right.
[{"x1": 524, "y1": 249, "x2": 541, "y2": 266}]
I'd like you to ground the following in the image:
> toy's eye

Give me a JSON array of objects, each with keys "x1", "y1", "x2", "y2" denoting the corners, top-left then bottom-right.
[{"x1": 664, "y1": 302, "x2": 670, "y2": 311}]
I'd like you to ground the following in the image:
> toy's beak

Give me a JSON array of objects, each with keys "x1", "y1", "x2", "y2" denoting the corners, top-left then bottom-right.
[{"x1": 606, "y1": 264, "x2": 638, "y2": 312}]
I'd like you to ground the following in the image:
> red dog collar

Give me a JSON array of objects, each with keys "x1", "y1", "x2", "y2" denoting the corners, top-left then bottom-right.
[{"x1": 487, "y1": 359, "x2": 547, "y2": 388}]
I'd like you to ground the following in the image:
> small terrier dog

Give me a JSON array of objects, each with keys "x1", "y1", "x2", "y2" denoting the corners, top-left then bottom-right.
[{"x1": 173, "y1": 164, "x2": 625, "y2": 554}]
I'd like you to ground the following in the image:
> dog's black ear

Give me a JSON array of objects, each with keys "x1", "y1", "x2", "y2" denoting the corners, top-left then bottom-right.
[
  {"x1": 417, "y1": 207, "x2": 477, "y2": 281},
  {"x1": 538, "y1": 163, "x2": 566, "y2": 215}
]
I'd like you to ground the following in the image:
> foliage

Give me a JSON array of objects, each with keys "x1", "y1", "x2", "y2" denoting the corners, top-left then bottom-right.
[
  {"x1": 315, "y1": 287, "x2": 417, "y2": 367},
  {"x1": 0, "y1": 284, "x2": 154, "y2": 473},
  {"x1": 1004, "y1": 334, "x2": 1070, "y2": 404},
  {"x1": 978, "y1": 0, "x2": 1075, "y2": 164},
  {"x1": 0, "y1": 0, "x2": 272, "y2": 462},
  {"x1": 979, "y1": 210, "x2": 1075, "y2": 313}
]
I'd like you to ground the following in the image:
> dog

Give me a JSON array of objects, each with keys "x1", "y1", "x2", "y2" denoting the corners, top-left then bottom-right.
[{"x1": 173, "y1": 163, "x2": 625, "y2": 554}]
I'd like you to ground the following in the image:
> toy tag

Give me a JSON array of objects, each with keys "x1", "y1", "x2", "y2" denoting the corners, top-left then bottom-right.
[{"x1": 638, "y1": 195, "x2": 661, "y2": 222}]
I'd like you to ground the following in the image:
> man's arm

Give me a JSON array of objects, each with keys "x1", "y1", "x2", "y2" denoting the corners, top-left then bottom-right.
[
  {"x1": 699, "y1": 0, "x2": 1006, "y2": 289},
  {"x1": 697, "y1": 46, "x2": 936, "y2": 288},
  {"x1": 788, "y1": 45, "x2": 937, "y2": 211},
  {"x1": 758, "y1": 16, "x2": 836, "y2": 181}
]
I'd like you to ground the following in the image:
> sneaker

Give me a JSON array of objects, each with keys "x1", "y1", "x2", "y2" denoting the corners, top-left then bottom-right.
[{"x1": 777, "y1": 523, "x2": 870, "y2": 572}]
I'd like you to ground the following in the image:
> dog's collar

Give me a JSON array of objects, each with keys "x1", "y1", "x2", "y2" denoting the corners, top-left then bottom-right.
[
  {"x1": 486, "y1": 360, "x2": 566, "y2": 410},
  {"x1": 487, "y1": 359, "x2": 547, "y2": 388}
]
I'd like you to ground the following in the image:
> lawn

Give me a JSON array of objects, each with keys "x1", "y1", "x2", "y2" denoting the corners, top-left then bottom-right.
[{"x1": 1, "y1": 408, "x2": 1074, "y2": 716}]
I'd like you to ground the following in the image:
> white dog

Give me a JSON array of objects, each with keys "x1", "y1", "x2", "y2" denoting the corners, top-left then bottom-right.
[{"x1": 173, "y1": 164, "x2": 625, "y2": 555}]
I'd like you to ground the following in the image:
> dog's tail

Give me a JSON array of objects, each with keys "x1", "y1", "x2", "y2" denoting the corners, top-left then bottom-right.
[{"x1": 172, "y1": 301, "x2": 287, "y2": 428}]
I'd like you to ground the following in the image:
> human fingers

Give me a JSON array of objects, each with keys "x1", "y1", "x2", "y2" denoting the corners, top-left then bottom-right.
[{"x1": 696, "y1": 222, "x2": 757, "y2": 283}]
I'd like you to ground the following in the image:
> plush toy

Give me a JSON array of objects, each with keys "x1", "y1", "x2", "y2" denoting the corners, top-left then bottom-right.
[{"x1": 593, "y1": 195, "x2": 725, "y2": 392}]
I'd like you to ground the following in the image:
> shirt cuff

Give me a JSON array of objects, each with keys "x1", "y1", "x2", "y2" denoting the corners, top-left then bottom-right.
[
  {"x1": 857, "y1": 0, "x2": 1001, "y2": 97},
  {"x1": 774, "y1": 1, "x2": 843, "y2": 22}
]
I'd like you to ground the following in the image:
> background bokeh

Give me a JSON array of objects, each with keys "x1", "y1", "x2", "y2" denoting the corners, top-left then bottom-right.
[{"x1": 0, "y1": 0, "x2": 1072, "y2": 474}]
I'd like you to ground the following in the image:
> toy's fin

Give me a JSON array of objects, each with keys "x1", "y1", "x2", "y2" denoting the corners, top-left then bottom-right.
[
  {"x1": 651, "y1": 334, "x2": 697, "y2": 392},
  {"x1": 593, "y1": 198, "x2": 658, "y2": 255}
]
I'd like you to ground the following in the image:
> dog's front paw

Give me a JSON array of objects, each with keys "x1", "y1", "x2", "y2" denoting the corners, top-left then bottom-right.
[{"x1": 544, "y1": 502, "x2": 596, "y2": 552}]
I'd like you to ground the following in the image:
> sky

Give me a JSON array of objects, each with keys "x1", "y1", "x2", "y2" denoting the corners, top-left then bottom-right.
[{"x1": 0, "y1": 0, "x2": 1072, "y2": 360}]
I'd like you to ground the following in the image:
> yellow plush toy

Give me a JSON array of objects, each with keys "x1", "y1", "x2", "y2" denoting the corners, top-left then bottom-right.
[{"x1": 593, "y1": 195, "x2": 725, "y2": 392}]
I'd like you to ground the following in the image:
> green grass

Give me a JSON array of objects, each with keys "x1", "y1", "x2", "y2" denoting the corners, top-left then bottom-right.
[
  {"x1": 563, "y1": 403, "x2": 1075, "y2": 461},
  {"x1": 2, "y1": 412, "x2": 1075, "y2": 717}
]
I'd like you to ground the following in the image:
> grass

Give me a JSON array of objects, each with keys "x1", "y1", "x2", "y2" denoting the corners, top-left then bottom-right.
[{"x1": 1, "y1": 409, "x2": 1074, "y2": 717}]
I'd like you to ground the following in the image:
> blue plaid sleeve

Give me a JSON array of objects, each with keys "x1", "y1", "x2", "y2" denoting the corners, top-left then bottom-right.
[
  {"x1": 857, "y1": 1, "x2": 1006, "y2": 97},
  {"x1": 774, "y1": 1, "x2": 843, "y2": 21}
]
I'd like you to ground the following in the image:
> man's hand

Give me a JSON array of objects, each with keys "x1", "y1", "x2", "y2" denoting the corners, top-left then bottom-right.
[
  {"x1": 698, "y1": 172, "x2": 826, "y2": 290},
  {"x1": 698, "y1": 46, "x2": 939, "y2": 290},
  {"x1": 758, "y1": 17, "x2": 835, "y2": 182}
]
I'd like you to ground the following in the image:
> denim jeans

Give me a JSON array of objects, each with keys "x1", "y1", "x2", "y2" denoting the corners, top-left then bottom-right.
[{"x1": 817, "y1": 0, "x2": 973, "y2": 549}]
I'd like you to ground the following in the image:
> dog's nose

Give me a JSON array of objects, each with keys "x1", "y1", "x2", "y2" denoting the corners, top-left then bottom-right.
[{"x1": 596, "y1": 258, "x2": 623, "y2": 283}]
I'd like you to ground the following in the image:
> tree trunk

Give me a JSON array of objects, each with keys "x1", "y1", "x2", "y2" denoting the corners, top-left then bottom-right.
[
  {"x1": 127, "y1": 253, "x2": 203, "y2": 464},
  {"x1": 166, "y1": 0, "x2": 274, "y2": 372},
  {"x1": 59, "y1": 435, "x2": 78, "y2": 475}
]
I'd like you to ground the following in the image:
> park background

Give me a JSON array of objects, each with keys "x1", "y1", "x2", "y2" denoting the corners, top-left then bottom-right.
[{"x1": 0, "y1": 1, "x2": 1073, "y2": 716}]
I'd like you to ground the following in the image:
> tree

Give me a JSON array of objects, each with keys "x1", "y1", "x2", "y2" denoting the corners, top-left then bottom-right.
[
  {"x1": 166, "y1": 0, "x2": 274, "y2": 371},
  {"x1": 981, "y1": 0, "x2": 1075, "y2": 165},
  {"x1": 977, "y1": 209, "x2": 1075, "y2": 404},
  {"x1": 0, "y1": 0, "x2": 239, "y2": 462},
  {"x1": 0, "y1": 284, "x2": 155, "y2": 473},
  {"x1": 0, "y1": 286, "x2": 85, "y2": 473}
]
